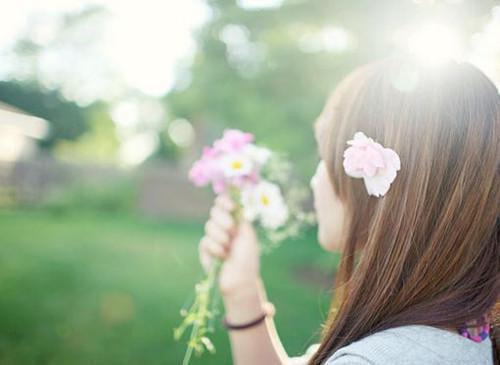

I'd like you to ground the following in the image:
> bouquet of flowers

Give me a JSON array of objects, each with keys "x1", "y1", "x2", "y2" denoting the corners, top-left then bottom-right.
[{"x1": 173, "y1": 129, "x2": 314, "y2": 365}]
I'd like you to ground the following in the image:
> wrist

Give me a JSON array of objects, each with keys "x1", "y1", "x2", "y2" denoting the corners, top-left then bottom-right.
[
  {"x1": 219, "y1": 275, "x2": 261, "y2": 298},
  {"x1": 222, "y1": 278, "x2": 266, "y2": 324}
]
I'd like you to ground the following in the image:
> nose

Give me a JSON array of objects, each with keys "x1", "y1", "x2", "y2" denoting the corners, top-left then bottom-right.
[
  {"x1": 310, "y1": 173, "x2": 317, "y2": 189},
  {"x1": 311, "y1": 160, "x2": 322, "y2": 189}
]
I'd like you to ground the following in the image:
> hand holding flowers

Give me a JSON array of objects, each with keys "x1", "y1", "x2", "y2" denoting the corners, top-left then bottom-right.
[
  {"x1": 174, "y1": 129, "x2": 314, "y2": 364},
  {"x1": 199, "y1": 195, "x2": 260, "y2": 295}
]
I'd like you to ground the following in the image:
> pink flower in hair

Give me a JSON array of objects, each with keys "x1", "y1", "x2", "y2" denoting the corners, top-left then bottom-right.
[{"x1": 343, "y1": 131, "x2": 401, "y2": 197}]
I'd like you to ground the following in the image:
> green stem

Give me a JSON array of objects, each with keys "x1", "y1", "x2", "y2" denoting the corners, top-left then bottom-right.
[
  {"x1": 181, "y1": 259, "x2": 223, "y2": 365},
  {"x1": 178, "y1": 188, "x2": 242, "y2": 365},
  {"x1": 182, "y1": 315, "x2": 198, "y2": 365}
]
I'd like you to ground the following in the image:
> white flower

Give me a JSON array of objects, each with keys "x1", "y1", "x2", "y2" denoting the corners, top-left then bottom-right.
[
  {"x1": 243, "y1": 144, "x2": 272, "y2": 166},
  {"x1": 241, "y1": 181, "x2": 289, "y2": 229},
  {"x1": 219, "y1": 152, "x2": 254, "y2": 177}
]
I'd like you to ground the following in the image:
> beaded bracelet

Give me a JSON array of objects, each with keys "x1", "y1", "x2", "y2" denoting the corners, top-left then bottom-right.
[
  {"x1": 222, "y1": 302, "x2": 275, "y2": 331},
  {"x1": 222, "y1": 312, "x2": 267, "y2": 330}
]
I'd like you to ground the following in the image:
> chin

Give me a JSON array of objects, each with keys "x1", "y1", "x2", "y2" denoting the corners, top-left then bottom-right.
[
  {"x1": 317, "y1": 229, "x2": 333, "y2": 252},
  {"x1": 317, "y1": 227, "x2": 343, "y2": 253}
]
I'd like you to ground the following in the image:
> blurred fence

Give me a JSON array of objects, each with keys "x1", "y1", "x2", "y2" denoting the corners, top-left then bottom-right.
[
  {"x1": 0, "y1": 158, "x2": 212, "y2": 220},
  {"x1": 136, "y1": 162, "x2": 212, "y2": 220}
]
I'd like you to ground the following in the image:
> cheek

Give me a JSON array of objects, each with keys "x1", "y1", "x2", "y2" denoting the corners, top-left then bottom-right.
[
  {"x1": 314, "y1": 165, "x2": 346, "y2": 252},
  {"x1": 313, "y1": 163, "x2": 334, "y2": 213}
]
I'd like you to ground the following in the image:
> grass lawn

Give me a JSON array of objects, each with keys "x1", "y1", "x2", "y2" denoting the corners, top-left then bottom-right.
[{"x1": 0, "y1": 210, "x2": 339, "y2": 364}]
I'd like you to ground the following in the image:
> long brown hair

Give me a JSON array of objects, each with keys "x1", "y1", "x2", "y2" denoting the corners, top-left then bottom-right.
[{"x1": 309, "y1": 56, "x2": 500, "y2": 364}]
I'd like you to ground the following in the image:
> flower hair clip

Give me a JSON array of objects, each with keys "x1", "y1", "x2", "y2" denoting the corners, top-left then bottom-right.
[{"x1": 343, "y1": 131, "x2": 401, "y2": 197}]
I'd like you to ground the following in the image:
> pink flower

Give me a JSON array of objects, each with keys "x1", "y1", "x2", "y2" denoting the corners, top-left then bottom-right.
[
  {"x1": 212, "y1": 178, "x2": 226, "y2": 194},
  {"x1": 188, "y1": 129, "x2": 261, "y2": 194},
  {"x1": 188, "y1": 160, "x2": 212, "y2": 186},
  {"x1": 343, "y1": 131, "x2": 401, "y2": 197},
  {"x1": 188, "y1": 147, "x2": 219, "y2": 186},
  {"x1": 202, "y1": 146, "x2": 218, "y2": 159},
  {"x1": 231, "y1": 170, "x2": 260, "y2": 190},
  {"x1": 213, "y1": 129, "x2": 254, "y2": 153}
]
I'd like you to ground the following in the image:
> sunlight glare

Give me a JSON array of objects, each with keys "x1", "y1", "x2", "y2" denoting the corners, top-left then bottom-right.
[
  {"x1": 168, "y1": 119, "x2": 194, "y2": 148},
  {"x1": 236, "y1": 0, "x2": 284, "y2": 10},
  {"x1": 407, "y1": 24, "x2": 462, "y2": 66}
]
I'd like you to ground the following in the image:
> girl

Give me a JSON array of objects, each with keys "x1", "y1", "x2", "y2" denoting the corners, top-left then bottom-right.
[{"x1": 198, "y1": 56, "x2": 499, "y2": 364}]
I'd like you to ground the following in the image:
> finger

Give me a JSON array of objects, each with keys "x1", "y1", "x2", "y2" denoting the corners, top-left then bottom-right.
[
  {"x1": 215, "y1": 194, "x2": 236, "y2": 212},
  {"x1": 200, "y1": 236, "x2": 228, "y2": 260},
  {"x1": 209, "y1": 206, "x2": 235, "y2": 231},
  {"x1": 198, "y1": 245, "x2": 213, "y2": 273},
  {"x1": 205, "y1": 220, "x2": 230, "y2": 248}
]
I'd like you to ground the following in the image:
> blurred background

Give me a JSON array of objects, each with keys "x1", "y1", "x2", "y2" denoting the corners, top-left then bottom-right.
[{"x1": 0, "y1": 0, "x2": 499, "y2": 364}]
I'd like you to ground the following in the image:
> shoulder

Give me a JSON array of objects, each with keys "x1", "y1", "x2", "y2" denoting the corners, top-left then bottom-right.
[
  {"x1": 290, "y1": 343, "x2": 371, "y2": 365},
  {"x1": 324, "y1": 325, "x2": 493, "y2": 365}
]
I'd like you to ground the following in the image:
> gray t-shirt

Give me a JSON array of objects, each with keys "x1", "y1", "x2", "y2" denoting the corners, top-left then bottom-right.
[{"x1": 289, "y1": 325, "x2": 493, "y2": 364}]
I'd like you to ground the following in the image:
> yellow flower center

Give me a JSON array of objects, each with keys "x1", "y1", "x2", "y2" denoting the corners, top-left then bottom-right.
[
  {"x1": 231, "y1": 160, "x2": 243, "y2": 170},
  {"x1": 260, "y1": 194, "x2": 270, "y2": 206}
]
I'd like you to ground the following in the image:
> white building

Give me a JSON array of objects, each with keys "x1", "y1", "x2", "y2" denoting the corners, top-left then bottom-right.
[{"x1": 0, "y1": 102, "x2": 49, "y2": 161}]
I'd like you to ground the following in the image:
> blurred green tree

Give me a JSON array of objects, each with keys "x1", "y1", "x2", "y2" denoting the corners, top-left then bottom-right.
[
  {"x1": 54, "y1": 102, "x2": 119, "y2": 163},
  {"x1": 0, "y1": 81, "x2": 88, "y2": 149},
  {"x1": 165, "y1": 0, "x2": 496, "y2": 177},
  {"x1": 0, "y1": 5, "x2": 114, "y2": 152}
]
